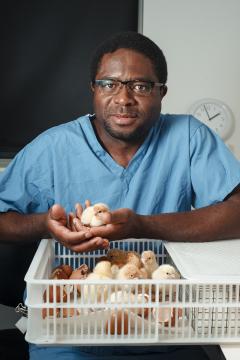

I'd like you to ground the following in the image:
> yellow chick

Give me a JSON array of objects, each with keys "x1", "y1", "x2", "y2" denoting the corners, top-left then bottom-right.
[
  {"x1": 116, "y1": 263, "x2": 141, "y2": 281},
  {"x1": 116, "y1": 263, "x2": 141, "y2": 292},
  {"x1": 81, "y1": 203, "x2": 110, "y2": 227},
  {"x1": 126, "y1": 251, "x2": 142, "y2": 268},
  {"x1": 91, "y1": 260, "x2": 113, "y2": 279},
  {"x1": 141, "y1": 250, "x2": 159, "y2": 278},
  {"x1": 151, "y1": 264, "x2": 180, "y2": 297},
  {"x1": 81, "y1": 260, "x2": 113, "y2": 303},
  {"x1": 106, "y1": 249, "x2": 142, "y2": 279},
  {"x1": 120, "y1": 251, "x2": 147, "y2": 292}
]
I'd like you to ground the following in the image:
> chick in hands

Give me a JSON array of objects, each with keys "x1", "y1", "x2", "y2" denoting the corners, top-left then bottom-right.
[{"x1": 81, "y1": 203, "x2": 110, "y2": 227}]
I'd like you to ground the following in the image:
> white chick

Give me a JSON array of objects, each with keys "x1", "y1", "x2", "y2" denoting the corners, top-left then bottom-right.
[
  {"x1": 108, "y1": 291, "x2": 149, "y2": 318},
  {"x1": 152, "y1": 264, "x2": 180, "y2": 280},
  {"x1": 141, "y1": 250, "x2": 158, "y2": 278},
  {"x1": 151, "y1": 264, "x2": 180, "y2": 297},
  {"x1": 81, "y1": 261, "x2": 113, "y2": 303},
  {"x1": 109, "y1": 290, "x2": 135, "y2": 304},
  {"x1": 81, "y1": 203, "x2": 110, "y2": 227},
  {"x1": 111, "y1": 264, "x2": 120, "y2": 278},
  {"x1": 116, "y1": 263, "x2": 141, "y2": 292}
]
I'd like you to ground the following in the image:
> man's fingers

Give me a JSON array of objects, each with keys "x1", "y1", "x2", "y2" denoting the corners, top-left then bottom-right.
[
  {"x1": 86, "y1": 223, "x2": 116, "y2": 238},
  {"x1": 75, "y1": 203, "x2": 83, "y2": 219},
  {"x1": 50, "y1": 204, "x2": 67, "y2": 222},
  {"x1": 68, "y1": 212, "x2": 75, "y2": 231},
  {"x1": 48, "y1": 203, "x2": 110, "y2": 253},
  {"x1": 73, "y1": 217, "x2": 84, "y2": 231},
  {"x1": 85, "y1": 199, "x2": 91, "y2": 208},
  {"x1": 100, "y1": 208, "x2": 130, "y2": 224},
  {"x1": 69, "y1": 237, "x2": 109, "y2": 253},
  {"x1": 53, "y1": 225, "x2": 86, "y2": 241}
]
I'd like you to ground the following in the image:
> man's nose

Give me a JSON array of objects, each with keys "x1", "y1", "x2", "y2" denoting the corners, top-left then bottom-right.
[{"x1": 113, "y1": 85, "x2": 136, "y2": 106}]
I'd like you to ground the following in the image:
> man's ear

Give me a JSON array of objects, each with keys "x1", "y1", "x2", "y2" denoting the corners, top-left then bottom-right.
[{"x1": 161, "y1": 85, "x2": 168, "y2": 97}]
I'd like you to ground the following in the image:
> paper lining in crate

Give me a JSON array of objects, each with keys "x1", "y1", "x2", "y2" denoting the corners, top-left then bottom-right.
[
  {"x1": 24, "y1": 238, "x2": 240, "y2": 345},
  {"x1": 164, "y1": 240, "x2": 240, "y2": 341}
]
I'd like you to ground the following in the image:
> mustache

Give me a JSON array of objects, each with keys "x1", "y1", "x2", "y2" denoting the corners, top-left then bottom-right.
[{"x1": 107, "y1": 108, "x2": 139, "y2": 117}]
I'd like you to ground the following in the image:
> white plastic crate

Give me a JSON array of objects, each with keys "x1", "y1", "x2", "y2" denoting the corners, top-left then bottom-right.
[{"x1": 24, "y1": 238, "x2": 240, "y2": 345}]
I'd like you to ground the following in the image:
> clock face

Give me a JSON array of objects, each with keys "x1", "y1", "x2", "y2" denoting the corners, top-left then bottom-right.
[{"x1": 189, "y1": 99, "x2": 234, "y2": 140}]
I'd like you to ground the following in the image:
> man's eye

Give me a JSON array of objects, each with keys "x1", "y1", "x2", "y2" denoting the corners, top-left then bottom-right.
[
  {"x1": 133, "y1": 82, "x2": 151, "y2": 92},
  {"x1": 102, "y1": 81, "x2": 116, "y2": 89}
]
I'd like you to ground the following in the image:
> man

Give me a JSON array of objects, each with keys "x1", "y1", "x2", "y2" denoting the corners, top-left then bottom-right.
[{"x1": 0, "y1": 31, "x2": 238, "y2": 359}]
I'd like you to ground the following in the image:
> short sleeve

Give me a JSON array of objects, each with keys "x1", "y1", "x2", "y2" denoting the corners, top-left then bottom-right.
[
  {"x1": 190, "y1": 124, "x2": 240, "y2": 208},
  {"x1": 0, "y1": 141, "x2": 54, "y2": 214}
]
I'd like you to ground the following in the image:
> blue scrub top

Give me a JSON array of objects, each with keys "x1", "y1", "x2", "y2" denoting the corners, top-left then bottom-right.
[
  {"x1": 1, "y1": 114, "x2": 240, "y2": 359},
  {"x1": 1, "y1": 114, "x2": 240, "y2": 216}
]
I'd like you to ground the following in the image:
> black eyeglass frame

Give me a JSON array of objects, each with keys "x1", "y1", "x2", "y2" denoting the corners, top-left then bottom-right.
[{"x1": 93, "y1": 79, "x2": 165, "y2": 95}]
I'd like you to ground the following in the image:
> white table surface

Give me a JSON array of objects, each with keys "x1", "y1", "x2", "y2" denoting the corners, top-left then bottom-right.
[{"x1": 221, "y1": 345, "x2": 240, "y2": 360}]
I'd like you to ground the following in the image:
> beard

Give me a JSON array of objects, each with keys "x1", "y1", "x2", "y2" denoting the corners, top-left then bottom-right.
[{"x1": 102, "y1": 116, "x2": 156, "y2": 143}]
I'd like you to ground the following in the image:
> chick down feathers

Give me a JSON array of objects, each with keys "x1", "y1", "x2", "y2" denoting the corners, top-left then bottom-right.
[
  {"x1": 81, "y1": 261, "x2": 113, "y2": 303},
  {"x1": 81, "y1": 203, "x2": 110, "y2": 227}
]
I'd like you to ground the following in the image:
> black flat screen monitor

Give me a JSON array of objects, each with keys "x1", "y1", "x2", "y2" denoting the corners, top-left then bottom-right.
[{"x1": 0, "y1": 0, "x2": 138, "y2": 158}]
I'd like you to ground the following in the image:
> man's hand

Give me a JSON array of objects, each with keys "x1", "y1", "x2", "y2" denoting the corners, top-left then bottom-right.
[
  {"x1": 46, "y1": 204, "x2": 109, "y2": 252},
  {"x1": 72, "y1": 206, "x2": 141, "y2": 241}
]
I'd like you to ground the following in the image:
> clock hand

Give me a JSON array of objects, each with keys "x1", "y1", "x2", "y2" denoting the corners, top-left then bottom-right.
[
  {"x1": 209, "y1": 112, "x2": 220, "y2": 121},
  {"x1": 203, "y1": 105, "x2": 211, "y2": 120}
]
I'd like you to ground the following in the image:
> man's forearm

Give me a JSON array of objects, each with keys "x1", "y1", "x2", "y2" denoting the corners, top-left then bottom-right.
[
  {"x1": 0, "y1": 211, "x2": 50, "y2": 243},
  {"x1": 138, "y1": 200, "x2": 240, "y2": 242}
]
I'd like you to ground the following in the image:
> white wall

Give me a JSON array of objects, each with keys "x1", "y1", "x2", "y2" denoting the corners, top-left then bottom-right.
[{"x1": 142, "y1": 0, "x2": 240, "y2": 158}]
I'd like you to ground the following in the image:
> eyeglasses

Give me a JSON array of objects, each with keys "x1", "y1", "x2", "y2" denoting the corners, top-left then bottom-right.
[{"x1": 93, "y1": 79, "x2": 165, "y2": 96}]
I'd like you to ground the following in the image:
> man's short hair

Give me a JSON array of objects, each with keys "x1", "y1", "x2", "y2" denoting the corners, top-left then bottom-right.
[{"x1": 90, "y1": 31, "x2": 168, "y2": 84}]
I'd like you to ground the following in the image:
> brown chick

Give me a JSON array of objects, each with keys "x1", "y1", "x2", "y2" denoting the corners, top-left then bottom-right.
[
  {"x1": 106, "y1": 248, "x2": 128, "y2": 267},
  {"x1": 95, "y1": 256, "x2": 108, "y2": 264},
  {"x1": 141, "y1": 250, "x2": 159, "y2": 278}
]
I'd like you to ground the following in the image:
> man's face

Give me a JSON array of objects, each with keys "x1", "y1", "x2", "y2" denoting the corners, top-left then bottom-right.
[{"x1": 92, "y1": 48, "x2": 167, "y2": 143}]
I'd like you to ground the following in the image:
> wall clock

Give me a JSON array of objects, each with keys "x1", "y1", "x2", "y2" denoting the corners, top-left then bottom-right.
[{"x1": 189, "y1": 98, "x2": 234, "y2": 140}]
